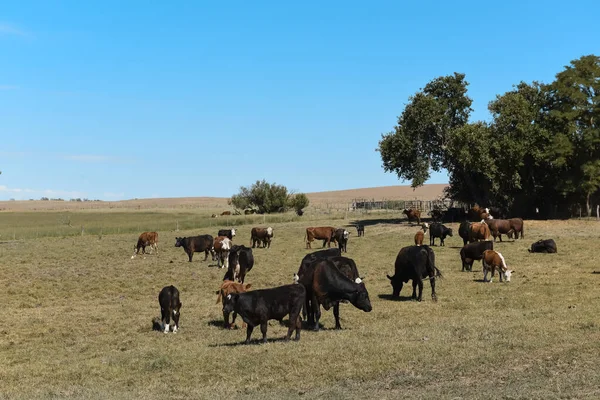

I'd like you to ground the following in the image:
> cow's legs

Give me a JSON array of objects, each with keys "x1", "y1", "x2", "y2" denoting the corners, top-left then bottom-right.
[
  {"x1": 482, "y1": 264, "x2": 489, "y2": 282},
  {"x1": 333, "y1": 302, "x2": 342, "y2": 329},
  {"x1": 430, "y1": 275, "x2": 437, "y2": 302},
  {"x1": 223, "y1": 310, "x2": 230, "y2": 328},
  {"x1": 417, "y1": 279, "x2": 424, "y2": 302},
  {"x1": 411, "y1": 281, "x2": 418, "y2": 300},
  {"x1": 172, "y1": 310, "x2": 179, "y2": 333},
  {"x1": 312, "y1": 295, "x2": 321, "y2": 331},
  {"x1": 187, "y1": 250, "x2": 193, "y2": 262},
  {"x1": 245, "y1": 325, "x2": 254, "y2": 344},
  {"x1": 161, "y1": 309, "x2": 170, "y2": 334},
  {"x1": 260, "y1": 322, "x2": 268, "y2": 343}
]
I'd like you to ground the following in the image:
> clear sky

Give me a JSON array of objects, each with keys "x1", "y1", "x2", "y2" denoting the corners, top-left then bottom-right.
[{"x1": 1, "y1": 1, "x2": 599, "y2": 200}]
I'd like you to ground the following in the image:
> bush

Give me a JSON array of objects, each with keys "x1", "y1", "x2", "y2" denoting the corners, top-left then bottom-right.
[
  {"x1": 288, "y1": 193, "x2": 309, "y2": 213},
  {"x1": 231, "y1": 180, "x2": 307, "y2": 214}
]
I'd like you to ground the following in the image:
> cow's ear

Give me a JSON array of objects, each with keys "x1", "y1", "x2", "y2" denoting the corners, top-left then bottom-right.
[
  {"x1": 386, "y1": 274, "x2": 393, "y2": 281},
  {"x1": 245, "y1": 283, "x2": 252, "y2": 289}
]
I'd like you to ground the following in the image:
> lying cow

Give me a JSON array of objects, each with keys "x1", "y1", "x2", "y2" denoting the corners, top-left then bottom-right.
[
  {"x1": 213, "y1": 236, "x2": 233, "y2": 268},
  {"x1": 387, "y1": 245, "x2": 442, "y2": 302},
  {"x1": 175, "y1": 235, "x2": 214, "y2": 262},
  {"x1": 297, "y1": 259, "x2": 372, "y2": 331},
  {"x1": 217, "y1": 228, "x2": 236, "y2": 240},
  {"x1": 222, "y1": 284, "x2": 306, "y2": 344},
  {"x1": 429, "y1": 223, "x2": 452, "y2": 246},
  {"x1": 482, "y1": 250, "x2": 514, "y2": 282},
  {"x1": 132, "y1": 231, "x2": 158, "y2": 258},
  {"x1": 250, "y1": 227, "x2": 274, "y2": 248},
  {"x1": 403, "y1": 209, "x2": 421, "y2": 224},
  {"x1": 223, "y1": 245, "x2": 254, "y2": 283},
  {"x1": 305, "y1": 226, "x2": 336, "y2": 249},
  {"x1": 331, "y1": 228, "x2": 350, "y2": 253},
  {"x1": 221, "y1": 211, "x2": 232, "y2": 216},
  {"x1": 528, "y1": 239, "x2": 557, "y2": 253},
  {"x1": 158, "y1": 285, "x2": 181, "y2": 334},
  {"x1": 460, "y1": 241, "x2": 494, "y2": 272},
  {"x1": 216, "y1": 280, "x2": 252, "y2": 328}
]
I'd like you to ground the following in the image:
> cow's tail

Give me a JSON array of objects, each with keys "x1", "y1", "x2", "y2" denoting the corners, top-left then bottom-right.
[
  {"x1": 521, "y1": 222, "x2": 524, "y2": 239},
  {"x1": 215, "y1": 290, "x2": 222, "y2": 304}
]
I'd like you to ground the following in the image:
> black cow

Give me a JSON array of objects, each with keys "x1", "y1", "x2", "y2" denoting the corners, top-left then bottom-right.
[
  {"x1": 387, "y1": 245, "x2": 442, "y2": 302},
  {"x1": 460, "y1": 241, "x2": 494, "y2": 271},
  {"x1": 217, "y1": 228, "x2": 236, "y2": 240},
  {"x1": 331, "y1": 228, "x2": 350, "y2": 253},
  {"x1": 356, "y1": 224, "x2": 365, "y2": 237},
  {"x1": 429, "y1": 223, "x2": 453, "y2": 246},
  {"x1": 175, "y1": 235, "x2": 214, "y2": 262},
  {"x1": 458, "y1": 221, "x2": 471, "y2": 246},
  {"x1": 443, "y1": 207, "x2": 468, "y2": 223},
  {"x1": 223, "y1": 245, "x2": 254, "y2": 283},
  {"x1": 528, "y1": 239, "x2": 557, "y2": 253},
  {"x1": 222, "y1": 284, "x2": 306, "y2": 344},
  {"x1": 296, "y1": 258, "x2": 372, "y2": 331},
  {"x1": 158, "y1": 285, "x2": 181, "y2": 334},
  {"x1": 298, "y1": 248, "x2": 341, "y2": 277}
]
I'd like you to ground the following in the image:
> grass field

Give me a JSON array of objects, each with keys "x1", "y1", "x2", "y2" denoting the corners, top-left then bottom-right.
[{"x1": 1, "y1": 213, "x2": 600, "y2": 399}]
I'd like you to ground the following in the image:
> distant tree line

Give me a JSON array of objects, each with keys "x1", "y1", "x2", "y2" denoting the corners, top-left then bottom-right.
[
  {"x1": 230, "y1": 180, "x2": 309, "y2": 214},
  {"x1": 378, "y1": 54, "x2": 600, "y2": 218}
]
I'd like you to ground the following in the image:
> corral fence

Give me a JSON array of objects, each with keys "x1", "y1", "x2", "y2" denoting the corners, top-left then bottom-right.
[{"x1": 307, "y1": 198, "x2": 463, "y2": 216}]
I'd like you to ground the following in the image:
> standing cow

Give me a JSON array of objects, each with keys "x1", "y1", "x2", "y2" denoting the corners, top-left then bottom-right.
[
  {"x1": 429, "y1": 223, "x2": 453, "y2": 246},
  {"x1": 250, "y1": 227, "x2": 274, "y2": 248},
  {"x1": 482, "y1": 250, "x2": 514, "y2": 282},
  {"x1": 469, "y1": 221, "x2": 491, "y2": 242},
  {"x1": 403, "y1": 209, "x2": 421, "y2": 225},
  {"x1": 158, "y1": 285, "x2": 181, "y2": 334},
  {"x1": 216, "y1": 280, "x2": 252, "y2": 329},
  {"x1": 175, "y1": 235, "x2": 214, "y2": 262},
  {"x1": 387, "y1": 245, "x2": 442, "y2": 302},
  {"x1": 486, "y1": 219, "x2": 514, "y2": 242},
  {"x1": 305, "y1": 227, "x2": 336, "y2": 249},
  {"x1": 217, "y1": 228, "x2": 236, "y2": 240},
  {"x1": 331, "y1": 228, "x2": 350, "y2": 253},
  {"x1": 223, "y1": 245, "x2": 254, "y2": 283},
  {"x1": 213, "y1": 236, "x2": 233, "y2": 268},
  {"x1": 508, "y1": 218, "x2": 524, "y2": 239},
  {"x1": 132, "y1": 231, "x2": 158, "y2": 258},
  {"x1": 356, "y1": 224, "x2": 365, "y2": 237},
  {"x1": 460, "y1": 241, "x2": 494, "y2": 272}
]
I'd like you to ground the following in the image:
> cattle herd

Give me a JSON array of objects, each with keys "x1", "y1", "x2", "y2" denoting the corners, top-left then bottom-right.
[{"x1": 140, "y1": 205, "x2": 556, "y2": 344}]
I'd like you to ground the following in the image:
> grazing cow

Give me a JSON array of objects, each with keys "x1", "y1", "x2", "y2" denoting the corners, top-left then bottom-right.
[
  {"x1": 222, "y1": 284, "x2": 306, "y2": 344},
  {"x1": 414, "y1": 223, "x2": 429, "y2": 246},
  {"x1": 223, "y1": 245, "x2": 254, "y2": 283},
  {"x1": 482, "y1": 250, "x2": 514, "y2": 282},
  {"x1": 132, "y1": 231, "x2": 158, "y2": 258},
  {"x1": 158, "y1": 285, "x2": 181, "y2": 334},
  {"x1": 215, "y1": 280, "x2": 252, "y2": 328},
  {"x1": 469, "y1": 221, "x2": 491, "y2": 242},
  {"x1": 460, "y1": 241, "x2": 494, "y2": 272},
  {"x1": 458, "y1": 221, "x2": 471, "y2": 245},
  {"x1": 175, "y1": 235, "x2": 214, "y2": 262},
  {"x1": 305, "y1": 226, "x2": 336, "y2": 249},
  {"x1": 528, "y1": 239, "x2": 557, "y2": 253},
  {"x1": 296, "y1": 259, "x2": 372, "y2": 331},
  {"x1": 356, "y1": 224, "x2": 365, "y2": 237},
  {"x1": 221, "y1": 211, "x2": 232, "y2": 216},
  {"x1": 213, "y1": 236, "x2": 233, "y2": 268},
  {"x1": 217, "y1": 228, "x2": 236, "y2": 240},
  {"x1": 486, "y1": 219, "x2": 515, "y2": 242},
  {"x1": 250, "y1": 227, "x2": 274, "y2": 248},
  {"x1": 508, "y1": 218, "x2": 524, "y2": 239},
  {"x1": 429, "y1": 223, "x2": 453, "y2": 246},
  {"x1": 387, "y1": 245, "x2": 442, "y2": 302},
  {"x1": 331, "y1": 228, "x2": 350, "y2": 253},
  {"x1": 403, "y1": 209, "x2": 421, "y2": 224}
]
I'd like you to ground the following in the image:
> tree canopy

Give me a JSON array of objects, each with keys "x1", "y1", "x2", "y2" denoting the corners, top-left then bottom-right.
[
  {"x1": 378, "y1": 55, "x2": 600, "y2": 217},
  {"x1": 230, "y1": 180, "x2": 309, "y2": 214}
]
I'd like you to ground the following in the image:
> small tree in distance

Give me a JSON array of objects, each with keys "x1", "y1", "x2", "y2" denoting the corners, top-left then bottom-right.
[
  {"x1": 288, "y1": 193, "x2": 309, "y2": 215},
  {"x1": 230, "y1": 180, "x2": 309, "y2": 214}
]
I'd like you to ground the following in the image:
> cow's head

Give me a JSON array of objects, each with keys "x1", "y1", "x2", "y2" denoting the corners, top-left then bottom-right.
[
  {"x1": 485, "y1": 208, "x2": 490, "y2": 214},
  {"x1": 387, "y1": 274, "x2": 402, "y2": 297},
  {"x1": 293, "y1": 273, "x2": 299, "y2": 284},
  {"x1": 343, "y1": 230, "x2": 349, "y2": 240},
  {"x1": 222, "y1": 293, "x2": 238, "y2": 314},
  {"x1": 351, "y1": 282, "x2": 372, "y2": 312},
  {"x1": 502, "y1": 269, "x2": 514, "y2": 282},
  {"x1": 175, "y1": 237, "x2": 184, "y2": 247},
  {"x1": 267, "y1": 227, "x2": 273, "y2": 237},
  {"x1": 422, "y1": 223, "x2": 429, "y2": 232},
  {"x1": 445, "y1": 228, "x2": 453, "y2": 237},
  {"x1": 230, "y1": 228, "x2": 236, "y2": 237}
]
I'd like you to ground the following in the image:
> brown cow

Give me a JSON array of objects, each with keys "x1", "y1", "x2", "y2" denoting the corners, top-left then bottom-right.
[
  {"x1": 250, "y1": 227, "x2": 274, "y2": 248},
  {"x1": 213, "y1": 236, "x2": 232, "y2": 268},
  {"x1": 486, "y1": 219, "x2": 514, "y2": 242},
  {"x1": 403, "y1": 209, "x2": 421, "y2": 224},
  {"x1": 508, "y1": 218, "x2": 524, "y2": 239},
  {"x1": 131, "y1": 231, "x2": 158, "y2": 258},
  {"x1": 469, "y1": 221, "x2": 491, "y2": 242},
  {"x1": 414, "y1": 223, "x2": 429, "y2": 246},
  {"x1": 305, "y1": 227, "x2": 336, "y2": 249},
  {"x1": 216, "y1": 280, "x2": 252, "y2": 328},
  {"x1": 468, "y1": 205, "x2": 494, "y2": 221},
  {"x1": 482, "y1": 250, "x2": 514, "y2": 282},
  {"x1": 221, "y1": 211, "x2": 232, "y2": 216}
]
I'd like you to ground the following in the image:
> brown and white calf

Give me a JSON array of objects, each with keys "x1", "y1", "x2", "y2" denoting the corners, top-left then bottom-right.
[
  {"x1": 213, "y1": 236, "x2": 233, "y2": 268},
  {"x1": 132, "y1": 231, "x2": 158, "y2": 258},
  {"x1": 482, "y1": 250, "x2": 514, "y2": 282},
  {"x1": 414, "y1": 223, "x2": 429, "y2": 246}
]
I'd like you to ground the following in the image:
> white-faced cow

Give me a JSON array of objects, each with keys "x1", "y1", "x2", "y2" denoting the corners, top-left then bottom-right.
[
  {"x1": 332, "y1": 228, "x2": 350, "y2": 252},
  {"x1": 132, "y1": 231, "x2": 158, "y2": 258},
  {"x1": 482, "y1": 250, "x2": 514, "y2": 282},
  {"x1": 217, "y1": 228, "x2": 236, "y2": 240},
  {"x1": 158, "y1": 285, "x2": 181, "y2": 334},
  {"x1": 223, "y1": 245, "x2": 254, "y2": 283},
  {"x1": 222, "y1": 284, "x2": 306, "y2": 344},
  {"x1": 250, "y1": 227, "x2": 274, "y2": 248},
  {"x1": 175, "y1": 235, "x2": 214, "y2": 262},
  {"x1": 213, "y1": 236, "x2": 233, "y2": 268},
  {"x1": 387, "y1": 245, "x2": 442, "y2": 302}
]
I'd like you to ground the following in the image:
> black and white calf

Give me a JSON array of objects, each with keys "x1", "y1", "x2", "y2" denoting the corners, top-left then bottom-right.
[
  {"x1": 217, "y1": 228, "x2": 236, "y2": 240},
  {"x1": 158, "y1": 285, "x2": 182, "y2": 334}
]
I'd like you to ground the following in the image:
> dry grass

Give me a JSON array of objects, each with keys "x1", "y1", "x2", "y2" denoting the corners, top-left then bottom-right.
[{"x1": 1, "y1": 215, "x2": 600, "y2": 399}]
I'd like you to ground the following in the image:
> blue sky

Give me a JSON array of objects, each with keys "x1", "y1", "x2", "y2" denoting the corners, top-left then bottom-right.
[{"x1": 1, "y1": 1, "x2": 599, "y2": 200}]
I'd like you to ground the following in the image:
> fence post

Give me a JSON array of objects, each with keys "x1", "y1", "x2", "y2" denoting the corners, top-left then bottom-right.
[{"x1": 597, "y1": 205, "x2": 599, "y2": 221}]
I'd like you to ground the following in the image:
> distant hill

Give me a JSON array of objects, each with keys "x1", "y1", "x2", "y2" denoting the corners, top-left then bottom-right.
[{"x1": 0, "y1": 184, "x2": 448, "y2": 211}]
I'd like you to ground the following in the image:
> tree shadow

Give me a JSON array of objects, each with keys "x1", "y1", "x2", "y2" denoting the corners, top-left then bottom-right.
[{"x1": 377, "y1": 294, "x2": 417, "y2": 302}]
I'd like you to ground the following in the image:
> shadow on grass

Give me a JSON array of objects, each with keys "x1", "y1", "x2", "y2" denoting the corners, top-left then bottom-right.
[
  {"x1": 208, "y1": 336, "x2": 302, "y2": 347},
  {"x1": 377, "y1": 294, "x2": 417, "y2": 302}
]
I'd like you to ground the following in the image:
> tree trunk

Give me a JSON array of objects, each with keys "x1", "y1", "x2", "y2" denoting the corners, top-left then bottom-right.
[{"x1": 587, "y1": 192, "x2": 592, "y2": 217}]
